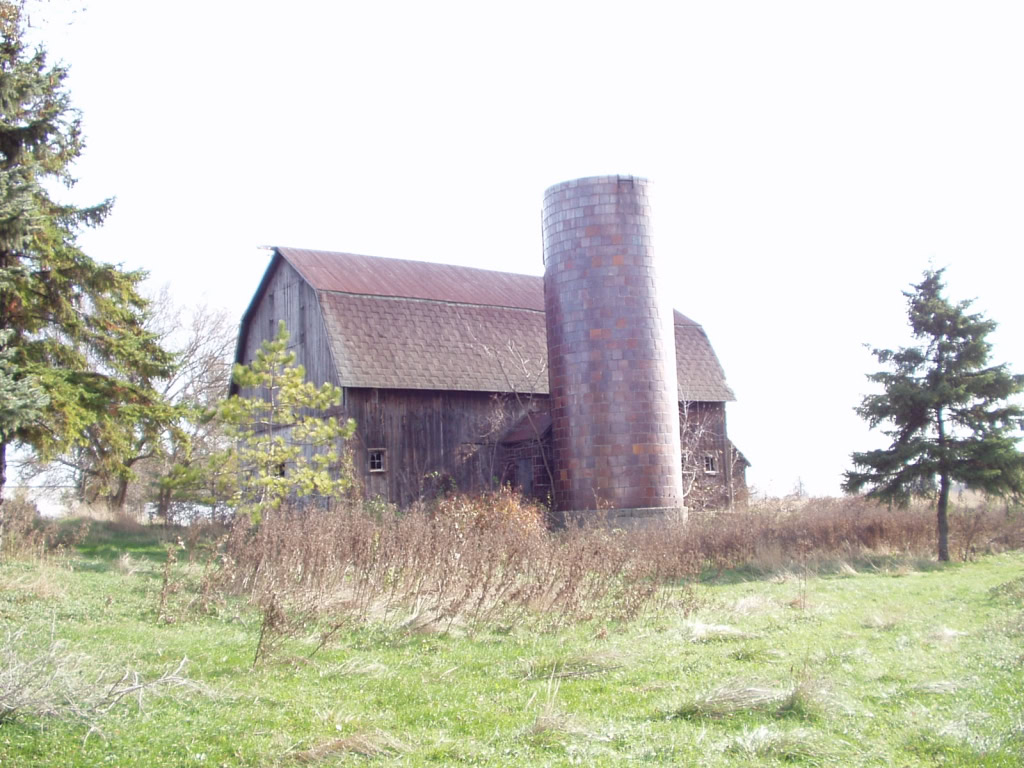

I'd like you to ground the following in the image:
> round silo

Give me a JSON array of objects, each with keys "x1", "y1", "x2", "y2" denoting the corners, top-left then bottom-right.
[{"x1": 542, "y1": 175, "x2": 684, "y2": 520}]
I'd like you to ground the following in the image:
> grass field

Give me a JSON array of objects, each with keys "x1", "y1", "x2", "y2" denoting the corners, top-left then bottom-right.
[{"x1": 1, "y1": 519, "x2": 1023, "y2": 767}]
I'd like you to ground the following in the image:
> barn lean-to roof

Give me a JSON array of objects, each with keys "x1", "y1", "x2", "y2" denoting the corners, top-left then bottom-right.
[{"x1": 238, "y1": 247, "x2": 735, "y2": 402}]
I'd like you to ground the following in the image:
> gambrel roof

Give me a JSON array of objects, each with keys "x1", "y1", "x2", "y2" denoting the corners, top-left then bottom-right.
[{"x1": 238, "y1": 247, "x2": 736, "y2": 402}]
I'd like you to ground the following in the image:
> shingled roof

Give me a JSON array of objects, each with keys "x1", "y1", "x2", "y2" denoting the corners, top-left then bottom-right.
[{"x1": 243, "y1": 247, "x2": 735, "y2": 401}]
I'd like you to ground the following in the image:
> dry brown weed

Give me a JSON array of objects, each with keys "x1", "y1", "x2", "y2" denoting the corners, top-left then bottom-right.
[{"x1": 290, "y1": 730, "x2": 409, "y2": 762}]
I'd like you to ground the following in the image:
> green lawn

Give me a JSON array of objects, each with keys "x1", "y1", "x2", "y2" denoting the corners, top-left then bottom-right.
[{"x1": 1, "y1": 528, "x2": 1022, "y2": 767}]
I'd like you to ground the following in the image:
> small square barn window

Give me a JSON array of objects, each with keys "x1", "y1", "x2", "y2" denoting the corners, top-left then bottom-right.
[
  {"x1": 703, "y1": 454, "x2": 718, "y2": 474},
  {"x1": 368, "y1": 449, "x2": 386, "y2": 473}
]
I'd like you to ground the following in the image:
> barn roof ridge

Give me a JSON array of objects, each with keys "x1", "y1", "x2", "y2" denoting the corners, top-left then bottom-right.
[
  {"x1": 284, "y1": 247, "x2": 543, "y2": 278},
  {"x1": 276, "y1": 246, "x2": 547, "y2": 312}
]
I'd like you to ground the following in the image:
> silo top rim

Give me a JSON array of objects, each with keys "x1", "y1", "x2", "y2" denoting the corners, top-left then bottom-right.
[{"x1": 543, "y1": 174, "x2": 650, "y2": 199}]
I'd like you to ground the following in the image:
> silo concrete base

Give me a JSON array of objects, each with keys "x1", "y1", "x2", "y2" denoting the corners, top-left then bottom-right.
[{"x1": 565, "y1": 506, "x2": 689, "y2": 530}]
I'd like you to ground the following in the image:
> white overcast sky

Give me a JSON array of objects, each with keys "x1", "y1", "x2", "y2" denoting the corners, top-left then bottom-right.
[{"x1": 26, "y1": 0, "x2": 1024, "y2": 497}]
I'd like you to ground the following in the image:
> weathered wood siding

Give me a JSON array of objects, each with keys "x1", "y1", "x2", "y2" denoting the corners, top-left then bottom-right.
[
  {"x1": 239, "y1": 260, "x2": 339, "y2": 390},
  {"x1": 236, "y1": 260, "x2": 344, "y2": 478},
  {"x1": 345, "y1": 388, "x2": 538, "y2": 505},
  {"x1": 681, "y1": 401, "x2": 746, "y2": 509}
]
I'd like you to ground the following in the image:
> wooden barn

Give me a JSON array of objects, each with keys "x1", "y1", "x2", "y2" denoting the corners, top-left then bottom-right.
[{"x1": 234, "y1": 247, "x2": 747, "y2": 511}]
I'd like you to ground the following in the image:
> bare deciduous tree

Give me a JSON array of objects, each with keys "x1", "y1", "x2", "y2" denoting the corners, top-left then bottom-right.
[
  {"x1": 21, "y1": 289, "x2": 236, "y2": 520},
  {"x1": 679, "y1": 401, "x2": 745, "y2": 512}
]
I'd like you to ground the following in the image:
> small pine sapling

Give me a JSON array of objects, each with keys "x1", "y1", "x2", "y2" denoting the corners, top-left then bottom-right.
[{"x1": 218, "y1": 321, "x2": 356, "y2": 520}]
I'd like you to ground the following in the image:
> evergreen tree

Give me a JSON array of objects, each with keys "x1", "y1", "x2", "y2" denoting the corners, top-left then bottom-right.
[
  {"x1": 0, "y1": 327, "x2": 46, "y2": 545},
  {"x1": 216, "y1": 321, "x2": 356, "y2": 521},
  {"x1": 0, "y1": 330, "x2": 45, "y2": 432},
  {"x1": 0, "y1": 3, "x2": 173, "y2": 535},
  {"x1": 843, "y1": 268, "x2": 1024, "y2": 561}
]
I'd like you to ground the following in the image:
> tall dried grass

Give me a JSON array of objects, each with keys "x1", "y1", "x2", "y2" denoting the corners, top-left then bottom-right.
[
  {"x1": 0, "y1": 495, "x2": 90, "y2": 562},
  {"x1": 214, "y1": 488, "x2": 707, "y2": 651},
  {"x1": 695, "y1": 495, "x2": 1024, "y2": 570},
  {"x1": 189, "y1": 491, "x2": 1023, "y2": 654}
]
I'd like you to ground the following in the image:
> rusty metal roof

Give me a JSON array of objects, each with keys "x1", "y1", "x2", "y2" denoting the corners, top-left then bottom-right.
[
  {"x1": 278, "y1": 247, "x2": 545, "y2": 311},
  {"x1": 255, "y1": 248, "x2": 734, "y2": 402}
]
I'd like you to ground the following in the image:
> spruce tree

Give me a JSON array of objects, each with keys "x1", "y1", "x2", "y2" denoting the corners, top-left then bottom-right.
[
  {"x1": 843, "y1": 269, "x2": 1024, "y2": 561},
  {"x1": 0, "y1": 2, "x2": 173, "y2": 537}
]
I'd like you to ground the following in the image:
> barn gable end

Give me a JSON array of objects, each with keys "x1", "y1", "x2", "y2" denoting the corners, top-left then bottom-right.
[{"x1": 234, "y1": 253, "x2": 340, "y2": 394}]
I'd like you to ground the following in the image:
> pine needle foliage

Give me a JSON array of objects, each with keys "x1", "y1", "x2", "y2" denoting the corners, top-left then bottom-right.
[
  {"x1": 843, "y1": 268, "x2": 1024, "y2": 560},
  {"x1": 0, "y1": 328, "x2": 46, "y2": 442},
  {"x1": 219, "y1": 321, "x2": 356, "y2": 521}
]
